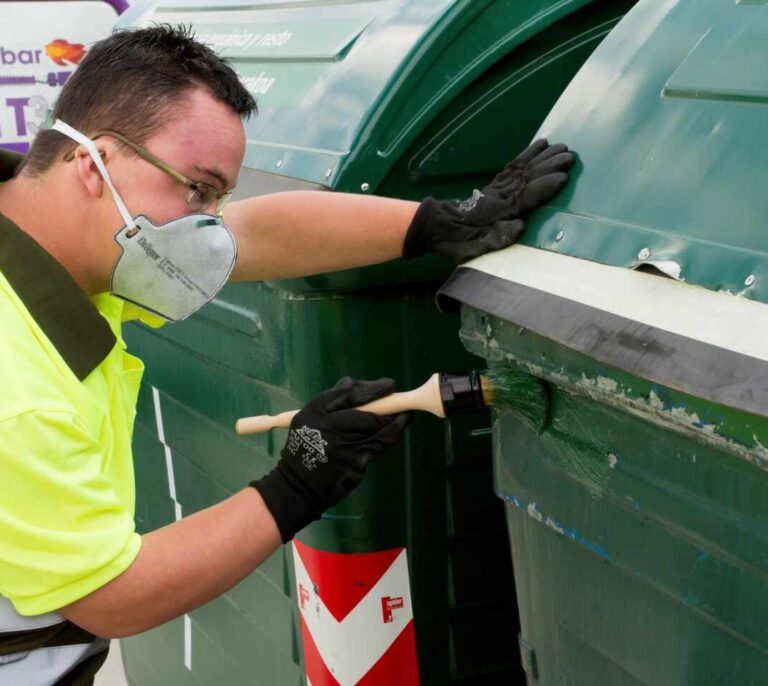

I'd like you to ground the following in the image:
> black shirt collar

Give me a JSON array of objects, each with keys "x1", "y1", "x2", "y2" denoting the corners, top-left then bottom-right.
[{"x1": 0, "y1": 150, "x2": 116, "y2": 381}]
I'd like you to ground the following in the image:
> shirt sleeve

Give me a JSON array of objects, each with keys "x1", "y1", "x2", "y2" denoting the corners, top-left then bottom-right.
[{"x1": 0, "y1": 409, "x2": 141, "y2": 616}]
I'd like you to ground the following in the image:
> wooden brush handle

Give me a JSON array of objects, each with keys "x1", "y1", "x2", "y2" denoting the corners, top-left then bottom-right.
[
  {"x1": 236, "y1": 410, "x2": 299, "y2": 434},
  {"x1": 235, "y1": 373, "x2": 444, "y2": 435},
  {"x1": 358, "y1": 377, "x2": 444, "y2": 417}
]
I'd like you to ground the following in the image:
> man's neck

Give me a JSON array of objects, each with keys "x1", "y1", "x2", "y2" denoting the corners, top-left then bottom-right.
[{"x1": 0, "y1": 173, "x2": 103, "y2": 295}]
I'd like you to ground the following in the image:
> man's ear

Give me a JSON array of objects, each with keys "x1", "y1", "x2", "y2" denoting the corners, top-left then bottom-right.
[{"x1": 73, "y1": 145, "x2": 106, "y2": 198}]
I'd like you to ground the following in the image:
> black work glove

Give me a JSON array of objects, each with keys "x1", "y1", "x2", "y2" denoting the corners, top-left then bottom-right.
[
  {"x1": 250, "y1": 378, "x2": 411, "y2": 542},
  {"x1": 403, "y1": 139, "x2": 575, "y2": 263}
]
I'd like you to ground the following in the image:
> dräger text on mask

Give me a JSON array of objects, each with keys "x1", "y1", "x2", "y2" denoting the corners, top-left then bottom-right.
[{"x1": 137, "y1": 236, "x2": 160, "y2": 261}]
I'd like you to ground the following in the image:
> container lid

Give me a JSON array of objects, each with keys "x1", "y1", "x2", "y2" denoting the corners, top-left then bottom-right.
[
  {"x1": 116, "y1": 0, "x2": 457, "y2": 187},
  {"x1": 116, "y1": 0, "x2": 602, "y2": 191},
  {"x1": 522, "y1": 0, "x2": 768, "y2": 303},
  {"x1": 440, "y1": 0, "x2": 768, "y2": 417},
  {"x1": 440, "y1": 245, "x2": 768, "y2": 417}
]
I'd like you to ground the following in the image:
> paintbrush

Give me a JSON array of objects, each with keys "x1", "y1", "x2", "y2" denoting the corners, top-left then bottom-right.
[{"x1": 235, "y1": 367, "x2": 550, "y2": 435}]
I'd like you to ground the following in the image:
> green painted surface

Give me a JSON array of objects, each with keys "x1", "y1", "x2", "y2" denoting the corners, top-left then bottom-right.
[
  {"x1": 123, "y1": 284, "x2": 515, "y2": 685},
  {"x1": 118, "y1": 0, "x2": 627, "y2": 189},
  {"x1": 460, "y1": 306, "x2": 768, "y2": 684},
  {"x1": 523, "y1": 0, "x2": 768, "y2": 304},
  {"x1": 452, "y1": 0, "x2": 768, "y2": 681},
  {"x1": 115, "y1": 0, "x2": 637, "y2": 683}
]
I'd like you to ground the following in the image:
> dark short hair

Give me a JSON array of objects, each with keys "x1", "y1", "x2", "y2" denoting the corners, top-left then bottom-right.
[{"x1": 21, "y1": 24, "x2": 256, "y2": 176}]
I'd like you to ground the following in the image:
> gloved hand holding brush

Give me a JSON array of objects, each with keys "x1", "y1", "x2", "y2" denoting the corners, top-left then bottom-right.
[
  {"x1": 250, "y1": 377, "x2": 411, "y2": 542},
  {"x1": 403, "y1": 139, "x2": 575, "y2": 263},
  {"x1": 238, "y1": 368, "x2": 549, "y2": 439}
]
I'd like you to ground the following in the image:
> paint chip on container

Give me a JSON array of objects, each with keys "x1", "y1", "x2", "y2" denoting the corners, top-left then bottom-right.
[{"x1": 527, "y1": 502, "x2": 543, "y2": 522}]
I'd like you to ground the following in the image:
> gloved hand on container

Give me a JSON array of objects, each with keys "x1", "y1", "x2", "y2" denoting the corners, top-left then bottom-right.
[
  {"x1": 403, "y1": 138, "x2": 575, "y2": 263},
  {"x1": 250, "y1": 378, "x2": 411, "y2": 542}
]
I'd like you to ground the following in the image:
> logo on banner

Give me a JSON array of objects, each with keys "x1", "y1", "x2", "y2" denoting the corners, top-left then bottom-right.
[
  {"x1": 0, "y1": 2, "x2": 116, "y2": 153},
  {"x1": 0, "y1": 38, "x2": 86, "y2": 151},
  {"x1": 45, "y1": 40, "x2": 86, "y2": 66}
]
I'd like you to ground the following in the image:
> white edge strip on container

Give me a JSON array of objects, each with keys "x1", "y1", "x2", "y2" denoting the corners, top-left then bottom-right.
[
  {"x1": 463, "y1": 245, "x2": 768, "y2": 363},
  {"x1": 438, "y1": 245, "x2": 768, "y2": 417}
]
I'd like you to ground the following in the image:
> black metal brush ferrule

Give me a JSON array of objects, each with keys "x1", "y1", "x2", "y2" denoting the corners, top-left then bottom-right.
[{"x1": 439, "y1": 370, "x2": 487, "y2": 416}]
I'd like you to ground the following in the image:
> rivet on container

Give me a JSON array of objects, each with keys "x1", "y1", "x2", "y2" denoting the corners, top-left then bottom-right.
[
  {"x1": 276, "y1": 160, "x2": 283, "y2": 169},
  {"x1": 325, "y1": 169, "x2": 333, "y2": 179},
  {"x1": 638, "y1": 248, "x2": 651, "y2": 261},
  {"x1": 361, "y1": 183, "x2": 370, "y2": 192},
  {"x1": 745, "y1": 274, "x2": 756, "y2": 287},
  {"x1": 556, "y1": 230, "x2": 565, "y2": 242}
]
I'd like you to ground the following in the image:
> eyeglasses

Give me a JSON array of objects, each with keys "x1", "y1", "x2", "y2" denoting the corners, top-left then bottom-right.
[{"x1": 63, "y1": 130, "x2": 233, "y2": 217}]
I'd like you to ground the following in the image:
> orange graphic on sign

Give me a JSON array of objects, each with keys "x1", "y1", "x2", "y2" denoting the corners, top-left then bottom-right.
[{"x1": 45, "y1": 40, "x2": 86, "y2": 66}]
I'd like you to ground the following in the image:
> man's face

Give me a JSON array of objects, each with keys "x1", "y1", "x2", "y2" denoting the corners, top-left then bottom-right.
[{"x1": 103, "y1": 87, "x2": 246, "y2": 226}]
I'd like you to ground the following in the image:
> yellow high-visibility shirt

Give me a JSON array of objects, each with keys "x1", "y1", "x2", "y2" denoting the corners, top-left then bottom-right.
[{"x1": 0, "y1": 203, "x2": 153, "y2": 616}]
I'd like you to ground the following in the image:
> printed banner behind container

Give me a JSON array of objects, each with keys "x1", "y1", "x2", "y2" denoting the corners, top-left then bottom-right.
[{"x1": 0, "y1": 1, "x2": 125, "y2": 154}]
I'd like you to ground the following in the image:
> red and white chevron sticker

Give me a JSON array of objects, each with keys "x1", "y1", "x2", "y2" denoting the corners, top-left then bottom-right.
[{"x1": 292, "y1": 540, "x2": 420, "y2": 686}]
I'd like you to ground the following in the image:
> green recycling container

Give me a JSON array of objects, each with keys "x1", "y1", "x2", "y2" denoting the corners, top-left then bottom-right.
[
  {"x1": 114, "y1": 1, "x2": 636, "y2": 684},
  {"x1": 439, "y1": 0, "x2": 768, "y2": 683}
]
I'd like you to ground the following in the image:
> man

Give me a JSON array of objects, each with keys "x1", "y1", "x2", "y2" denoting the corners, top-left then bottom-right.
[{"x1": 0, "y1": 25, "x2": 573, "y2": 684}]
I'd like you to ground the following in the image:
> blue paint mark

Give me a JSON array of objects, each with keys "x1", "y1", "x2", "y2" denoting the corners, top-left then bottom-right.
[
  {"x1": 692, "y1": 552, "x2": 709, "y2": 571},
  {"x1": 580, "y1": 539, "x2": 610, "y2": 558},
  {"x1": 506, "y1": 494, "x2": 527, "y2": 510},
  {"x1": 668, "y1": 399, "x2": 698, "y2": 417},
  {"x1": 502, "y1": 493, "x2": 612, "y2": 561}
]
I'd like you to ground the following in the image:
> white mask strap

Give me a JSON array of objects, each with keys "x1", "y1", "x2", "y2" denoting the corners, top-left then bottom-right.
[{"x1": 52, "y1": 119, "x2": 137, "y2": 230}]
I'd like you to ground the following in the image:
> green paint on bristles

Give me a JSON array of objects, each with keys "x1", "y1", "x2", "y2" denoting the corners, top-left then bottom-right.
[{"x1": 480, "y1": 366, "x2": 551, "y2": 434}]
